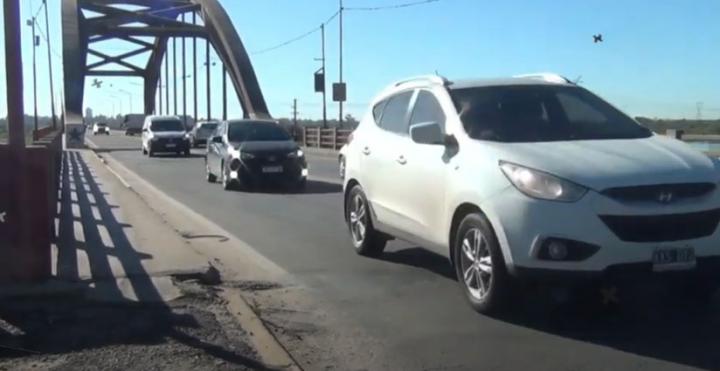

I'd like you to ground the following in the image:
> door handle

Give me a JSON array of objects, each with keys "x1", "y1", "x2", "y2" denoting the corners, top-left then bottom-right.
[
  {"x1": 362, "y1": 147, "x2": 371, "y2": 155},
  {"x1": 396, "y1": 155, "x2": 407, "y2": 165}
]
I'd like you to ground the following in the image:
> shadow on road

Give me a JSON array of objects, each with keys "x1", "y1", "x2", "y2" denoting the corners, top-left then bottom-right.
[
  {"x1": 93, "y1": 147, "x2": 142, "y2": 153},
  {"x1": 375, "y1": 247, "x2": 456, "y2": 280},
  {"x1": 0, "y1": 151, "x2": 268, "y2": 370},
  {"x1": 236, "y1": 179, "x2": 342, "y2": 195},
  {"x1": 369, "y1": 244, "x2": 720, "y2": 369},
  {"x1": 495, "y1": 285, "x2": 720, "y2": 370}
]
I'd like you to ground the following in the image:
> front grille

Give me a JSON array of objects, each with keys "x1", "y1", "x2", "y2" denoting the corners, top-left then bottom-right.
[
  {"x1": 599, "y1": 208, "x2": 720, "y2": 242},
  {"x1": 602, "y1": 183, "x2": 715, "y2": 203}
]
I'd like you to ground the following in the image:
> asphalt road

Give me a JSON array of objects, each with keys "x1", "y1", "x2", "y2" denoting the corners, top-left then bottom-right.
[{"x1": 86, "y1": 132, "x2": 720, "y2": 371}]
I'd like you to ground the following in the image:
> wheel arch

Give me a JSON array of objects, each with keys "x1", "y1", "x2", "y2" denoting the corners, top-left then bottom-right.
[
  {"x1": 343, "y1": 178, "x2": 361, "y2": 222},
  {"x1": 448, "y1": 203, "x2": 484, "y2": 267}
]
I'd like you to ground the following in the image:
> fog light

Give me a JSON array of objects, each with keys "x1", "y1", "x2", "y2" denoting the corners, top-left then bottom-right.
[
  {"x1": 230, "y1": 170, "x2": 238, "y2": 179},
  {"x1": 547, "y1": 240, "x2": 568, "y2": 260},
  {"x1": 301, "y1": 168, "x2": 308, "y2": 177}
]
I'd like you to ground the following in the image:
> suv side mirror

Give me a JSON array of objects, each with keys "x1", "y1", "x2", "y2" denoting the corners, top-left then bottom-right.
[
  {"x1": 212, "y1": 136, "x2": 223, "y2": 144},
  {"x1": 409, "y1": 121, "x2": 444, "y2": 145}
]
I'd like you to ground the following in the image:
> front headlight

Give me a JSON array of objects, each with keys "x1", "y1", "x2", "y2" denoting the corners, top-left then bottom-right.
[
  {"x1": 499, "y1": 161, "x2": 587, "y2": 202},
  {"x1": 287, "y1": 149, "x2": 304, "y2": 158}
]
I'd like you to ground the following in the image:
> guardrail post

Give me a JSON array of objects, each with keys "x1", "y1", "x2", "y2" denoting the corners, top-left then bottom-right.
[
  {"x1": 302, "y1": 126, "x2": 307, "y2": 147},
  {"x1": 315, "y1": 127, "x2": 321, "y2": 148}
]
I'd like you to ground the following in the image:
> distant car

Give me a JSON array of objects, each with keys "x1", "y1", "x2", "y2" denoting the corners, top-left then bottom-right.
[
  {"x1": 338, "y1": 144, "x2": 348, "y2": 179},
  {"x1": 343, "y1": 73, "x2": 720, "y2": 315},
  {"x1": 205, "y1": 120, "x2": 307, "y2": 191},
  {"x1": 141, "y1": 115, "x2": 191, "y2": 157},
  {"x1": 123, "y1": 114, "x2": 145, "y2": 136},
  {"x1": 92, "y1": 123, "x2": 109, "y2": 135},
  {"x1": 188, "y1": 121, "x2": 220, "y2": 147}
]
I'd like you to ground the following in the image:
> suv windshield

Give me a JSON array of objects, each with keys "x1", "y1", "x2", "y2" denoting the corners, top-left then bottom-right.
[
  {"x1": 151, "y1": 120, "x2": 184, "y2": 132},
  {"x1": 451, "y1": 85, "x2": 652, "y2": 142},
  {"x1": 227, "y1": 122, "x2": 290, "y2": 142}
]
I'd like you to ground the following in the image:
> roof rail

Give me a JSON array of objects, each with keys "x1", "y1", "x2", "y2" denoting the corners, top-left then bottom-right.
[
  {"x1": 513, "y1": 73, "x2": 572, "y2": 84},
  {"x1": 394, "y1": 75, "x2": 450, "y2": 87}
]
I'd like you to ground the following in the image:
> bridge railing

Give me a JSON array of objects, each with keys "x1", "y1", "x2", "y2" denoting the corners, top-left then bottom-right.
[
  {"x1": 297, "y1": 127, "x2": 353, "y2": 151},
  {"x1": 0, "y1": 127, "x2": 63, "y2": 283}
]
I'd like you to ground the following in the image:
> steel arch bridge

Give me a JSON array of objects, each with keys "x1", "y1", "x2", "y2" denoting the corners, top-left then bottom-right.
[{"x1": 62, "y1": 0, "x2": 270, "y2": 122}]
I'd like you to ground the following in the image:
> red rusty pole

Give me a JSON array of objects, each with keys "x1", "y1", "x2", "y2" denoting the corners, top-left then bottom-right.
[{"x1": 4, "y1": 0, "x2": 26, "y2": 150}]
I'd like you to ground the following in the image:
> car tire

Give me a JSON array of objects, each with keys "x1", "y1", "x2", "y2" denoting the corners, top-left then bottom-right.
[
  {"x1": 142, "y1": 146, "x2": 147, "y2": 155},
  {"x1": 221, "y1": 162, "x2": 234, "y2": 191},
  {"x1": 206, "y1": 161, "x2": 217, "y2": 183},
  {"x1": 345, "y1": 185, "x2": 386, "y2": 257},
  {"x1": 184, "y1": 148, "x2": 191, "y2": 157},
  {"x1": 454, "y1": 212, "x2": 513, "y2": 315},
  {"x1": 148, "y1": 148, "x2": 155, "y2": 157}
]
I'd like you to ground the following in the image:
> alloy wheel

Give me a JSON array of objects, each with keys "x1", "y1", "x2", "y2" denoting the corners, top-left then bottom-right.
[
  {"x1": 348, "y1": 194, "x2": 367, "y2": 245},
  {"x1": 460, "y1": 228, "x2": 494, "y2": 301}
]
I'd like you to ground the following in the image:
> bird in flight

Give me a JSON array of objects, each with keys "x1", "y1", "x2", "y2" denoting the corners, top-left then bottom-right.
[
  {"x1": 593, "y1": 34, "x2": 604, "y2": 43},
  {"x1": 92, "y1": 78, "x2": 103, "y2": 88}
]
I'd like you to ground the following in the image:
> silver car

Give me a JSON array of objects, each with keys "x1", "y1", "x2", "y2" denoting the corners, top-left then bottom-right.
[{"x1": 188, "y1": 121, "x2": 220, "y2": 148}]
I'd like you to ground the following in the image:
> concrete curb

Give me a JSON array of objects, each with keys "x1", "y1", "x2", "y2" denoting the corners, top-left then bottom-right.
[
  {"x1": 82, "y1": 143, "x2": 301, "y2": 371},
  {"x1": 222, "y1": 289, "x2": 302, "y2": 371}
]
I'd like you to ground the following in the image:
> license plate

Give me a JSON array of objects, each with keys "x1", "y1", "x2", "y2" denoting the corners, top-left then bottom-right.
[
  {"x1": 652, "y1": 247, "x2": 696, "y2": 272},
  {"x1": 262, "y1": 166, "x2": 283, "y2": 173}
]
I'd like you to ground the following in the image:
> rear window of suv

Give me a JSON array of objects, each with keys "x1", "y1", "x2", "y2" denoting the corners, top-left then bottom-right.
[{"x1": 451, "y1": 85, "x2": 651, "y2": 142}]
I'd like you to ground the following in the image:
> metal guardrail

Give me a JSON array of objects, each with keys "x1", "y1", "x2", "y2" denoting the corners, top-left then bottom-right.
[{"x1": 297, "y1": 127, "x2": 353, "y2": 151}]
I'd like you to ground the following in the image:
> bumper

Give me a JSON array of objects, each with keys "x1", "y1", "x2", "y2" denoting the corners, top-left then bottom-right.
[
  {"x1": 150, "y1": 139, "x2": 190, "y2": 153},
  {"x1": 481, "y1": 186, "x2": 720, "y2": 276},
  {"x1": 511, "y1": 256, "x2": 720, "y2": 284},
  {"x1": 229, "y1": 157, "x2": 307, "y2": 186}
]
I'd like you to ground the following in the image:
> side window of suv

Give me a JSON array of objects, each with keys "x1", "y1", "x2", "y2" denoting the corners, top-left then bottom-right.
[
  {"x1": 410, "y1": 90, "x2": 446, "y2": 133},
  {"x1": 372, "y1": 99, "x2": 388, "y2": 124},
  {"x1": 379, "y1": 91, "x2": 414, "y2": 135}
]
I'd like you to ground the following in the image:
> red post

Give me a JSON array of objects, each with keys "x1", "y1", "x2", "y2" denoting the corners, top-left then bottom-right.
[{"x1": 4, "y1": 0, "x2": 26, "y2": 150}]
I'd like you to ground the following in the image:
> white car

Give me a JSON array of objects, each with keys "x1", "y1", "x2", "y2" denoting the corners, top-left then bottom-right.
[
  {"x1": 141, "y1": 115, "x2": 191, "y2": 157},
  {"x1": 343, "y1": 73, "x2": 720, "y2": 314},
  {"x1": 92, "y1": 122, "x2": 109, "y2": 135}
]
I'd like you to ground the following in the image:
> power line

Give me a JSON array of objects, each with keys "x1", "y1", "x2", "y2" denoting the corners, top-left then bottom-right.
[
  {"x1": 251, "y1": 10, "x2": 340, "y2": 56},
  {"x1": 345, "y1": 0, "x2": 440, "y2": 11}
]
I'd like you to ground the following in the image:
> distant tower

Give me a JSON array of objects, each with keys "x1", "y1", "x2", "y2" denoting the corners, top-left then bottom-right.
[
  {"x1": 85, "y1": 107, "x2": 94, "y2": 121},
  {"x1": 697, "y1": 102, "x2": 704, "y2": 121}
]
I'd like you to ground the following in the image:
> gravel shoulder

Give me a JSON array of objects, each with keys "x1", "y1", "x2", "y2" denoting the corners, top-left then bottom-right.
[{"x1": 0, "y1": 281, "x2": 267, "y2": 371}]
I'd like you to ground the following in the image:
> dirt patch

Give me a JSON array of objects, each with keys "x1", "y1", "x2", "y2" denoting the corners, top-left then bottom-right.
[{"x1": 0, "y1": 282, "x2": 270, "y2": 371}]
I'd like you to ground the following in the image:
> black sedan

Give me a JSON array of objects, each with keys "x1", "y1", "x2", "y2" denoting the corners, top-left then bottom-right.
[{"x1": 205, "y1": 120, "x2": 307, "y2": 191}]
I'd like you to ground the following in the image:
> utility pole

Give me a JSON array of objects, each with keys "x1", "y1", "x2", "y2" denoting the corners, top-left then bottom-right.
[
  {"x1": 173, "y1": 37, "x2": 177, "y2": 115},
  {"x1": 27, "y1": 17, "x2": 38, "y2": 137},
  {"x1": 42, "y1": 0, "x2": 56, "y2": 129},
  {"x1": 164, "y1": 44, "x2": 169, "y2": 115},
  {"x1": 321, "y1": 24, "x2": 327, "y2": 128},
  {"x1": 192, "y1": 12, "x2": 198, "y2": 124},
  {"x1": 206, "y1": 39, "x2": 211, "y2": 120},
  {"x1": 222, "y1": 65, "x2": 227, "y2": 121},
  {"x1": 182, "y1": 14, "x2": 187, "y2": 128},
  {"x1": 338, "y1": 0, "x2": 344, "y2": 125},
  {"x1": 5, "y1": 0, "x2": 26, "y2": 150},
  {"x1": 292, "y1": 98, "x2": 298, "y2": 128}
]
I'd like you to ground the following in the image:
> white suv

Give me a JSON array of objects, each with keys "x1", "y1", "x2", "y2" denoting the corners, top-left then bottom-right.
[{"x1": 343, "y1": 74, "x2": 720, "y2": 314}]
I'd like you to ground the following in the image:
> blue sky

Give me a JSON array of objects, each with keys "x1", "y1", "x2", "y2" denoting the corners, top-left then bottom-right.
[{"x1": 0, "y1": 0, "x2": 718, "y2": 120}]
